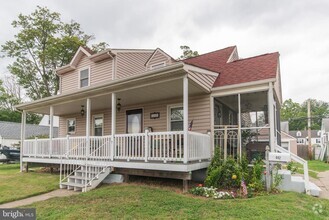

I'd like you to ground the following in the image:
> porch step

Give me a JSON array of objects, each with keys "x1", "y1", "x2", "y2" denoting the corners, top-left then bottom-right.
[
  {"x1": 309, "y1": 182, "x2": 322, "y2": 197},
  {"x1": 68, "y1": 175, "x2": 98, "y2": 181},
  {"x1": 60, "y1": 165, "x2": 112, "y2": 192}
]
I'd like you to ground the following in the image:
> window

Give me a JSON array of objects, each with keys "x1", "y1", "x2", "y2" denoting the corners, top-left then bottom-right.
[
  {"x1": 93, "y1": 115, "x2": 103, "y2": 136},
  {"x1": 169, "y1": 106, "x2": 183, "y2": 131},
  {"x1": 67, "y1": 118, "x2": 76, "y2": 134},
  {"x1": 79, "y1": 68, "x2": 90, "y2": 88},
  {"x1": 150, "y1": 62, "x2": 165, "y2": 70},
  {"x1": 297, "y1": 138, "x2": 304, "y2": 144},
  {"x1": 316, "y1": 138, "x2": 321, "y2": 144},
  {"x1": 296, "y1": 131, "x2": 302, "y2": 137}
]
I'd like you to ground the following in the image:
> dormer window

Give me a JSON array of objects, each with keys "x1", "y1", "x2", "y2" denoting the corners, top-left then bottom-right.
[
  {"x1": 150, "y1": 62, "x2": 166, "y2": 70},
  {"x1": 79, "y1": 67, "x2": 90, "y2": 88},
  {"x1": 296, "y1": 131, "x2": 301, "y2": 137}
]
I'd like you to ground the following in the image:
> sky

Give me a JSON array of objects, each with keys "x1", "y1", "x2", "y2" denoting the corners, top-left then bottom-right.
[{"x1": 0, "y1": 0, "x2": 328, "y2": 103}]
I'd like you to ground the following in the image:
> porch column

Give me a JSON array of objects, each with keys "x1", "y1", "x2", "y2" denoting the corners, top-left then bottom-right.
[
  {"x1": 183, "y1": 75, "x2": 189, "y2": 164},
  {"x1": 49, "y1": 106, "x2": 54, "y2": 158},
  {"x1": 20, "y1": 110, "x2": 26, "y2": 172},
  {"x1": 238, "y1": 94, "x2": 242, "y2": 160},
  {"x1": 210, "y1": 96, "x2": 215, "y2": 156},
  {"x1": 268, "y1": 83, "x2": 275, "y2": 152},
  {"x1": 86, "y1": 98, "x2": 91, "y2": 156},
  {"x1": 111, "y1": 93, "x2": 116, "y2": 160}
]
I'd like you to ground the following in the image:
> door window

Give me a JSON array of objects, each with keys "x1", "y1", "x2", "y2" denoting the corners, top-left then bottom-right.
[
  {"x1": 93, "y1": 115, "x2": 103, "y2": 136},
  {"x1": 126, "y1": 109, "x2": 143, "y2": 133}
]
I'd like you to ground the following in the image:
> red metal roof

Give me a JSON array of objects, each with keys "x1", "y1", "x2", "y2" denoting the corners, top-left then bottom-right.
[{"x1": 182, "y1": 46, "x2": 279, "y2": 87}]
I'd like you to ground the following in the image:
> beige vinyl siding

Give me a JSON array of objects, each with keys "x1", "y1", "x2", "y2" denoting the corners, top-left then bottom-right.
[
  {"x1": 59, "y1": 109, "x2": 112, "y2": 137},
  {"x1": 146, "y1": 50, "x2": 174, "y2": 69},
  {"x1": 58, "y1": 94, "x2": 211, "y2": 137},
  {"x1": 116, "y1": 52, "x2": 153, "y2": 79},
  {"x1": 61, "y1": 55, "x2": 113, "y2": 94},
  {"x1": 188, "y1": 71, "x2": 217, "y2": 91}
]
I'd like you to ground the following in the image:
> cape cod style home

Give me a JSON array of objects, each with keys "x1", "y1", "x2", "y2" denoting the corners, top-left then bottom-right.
[{"x1": 16, "y1": 45, "x2": 306, "y2": 192}]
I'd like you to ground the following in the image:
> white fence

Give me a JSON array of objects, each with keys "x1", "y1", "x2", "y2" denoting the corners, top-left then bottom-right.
[{"x1": 23, "y1": 131, "x2": 211, "y2": 163}]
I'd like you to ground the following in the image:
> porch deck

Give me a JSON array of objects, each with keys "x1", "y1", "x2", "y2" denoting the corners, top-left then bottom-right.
[{"x1": 22, "y1": 131, "x2": 211, "y2": 172}]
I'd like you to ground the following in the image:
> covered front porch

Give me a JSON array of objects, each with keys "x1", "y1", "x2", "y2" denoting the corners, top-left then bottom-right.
[{"x1": 18, "y1": 65, "x2": 215, "y2": 172}]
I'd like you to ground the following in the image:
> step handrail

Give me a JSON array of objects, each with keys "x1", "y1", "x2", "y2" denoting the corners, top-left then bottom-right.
[
  {"x1": 275, "y1": 145, "x2": 310, "y2": 194},
  {"x1": 84, "y1": 137, "x2": 111, "y2": 191}
]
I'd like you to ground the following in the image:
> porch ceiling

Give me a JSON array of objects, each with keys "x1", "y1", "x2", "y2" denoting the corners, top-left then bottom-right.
[{"x1": 28, "y1": 78, "x2": 206, "y2": 116}]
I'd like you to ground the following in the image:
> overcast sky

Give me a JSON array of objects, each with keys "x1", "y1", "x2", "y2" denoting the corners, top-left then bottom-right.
[{"x1": 1, "y1": 0, "x2": 328, "y2": 103}]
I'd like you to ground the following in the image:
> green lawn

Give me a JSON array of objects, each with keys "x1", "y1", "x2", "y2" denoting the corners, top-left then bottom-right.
[
  {"x1": 0, "y1": 163, "x2": 59, "y2": 204},
  {"x1": 24, "y1": 184, "x2": 329, "y2": 220},
  {"x1": 296, "y1": 160, "x2": 329, "y2": 179}
]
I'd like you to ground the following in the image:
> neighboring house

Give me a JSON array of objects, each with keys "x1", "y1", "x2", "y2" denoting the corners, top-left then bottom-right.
[
  {"x1": 289, "y1": 130, "x2": 322, "y2": 146},
  {"x1": 0, "y1": 121, "x2": 59, "y2": 147},
  {"x1": 16, "y1": 45, "x2": 284, "y2": 192},
  {"x1": 320, "y1": 118, "x2": 329, "y2": 160},
  {"x1": 39, "y1": 115, "x2": 60, "y2": 127}
]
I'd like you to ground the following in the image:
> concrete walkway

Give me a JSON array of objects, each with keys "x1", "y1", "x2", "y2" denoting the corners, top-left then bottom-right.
[
  {"x1": 311, "y1": 170, "x2": 329, "y2": 199},
  {"x1": 0, "y1": 189, "x2": 78, "y2": 208}
]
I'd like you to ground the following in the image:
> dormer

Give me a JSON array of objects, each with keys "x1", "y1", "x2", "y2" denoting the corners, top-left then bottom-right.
[
  {"x1": 145, "y1": 48, "x2": 176, "y2": 70},
  {"x1": 56, "y1": 46, "x2": 115, "y2": 94},
  {"x1": 296, "y1": 131, "x2": 302, "y2": 137}
]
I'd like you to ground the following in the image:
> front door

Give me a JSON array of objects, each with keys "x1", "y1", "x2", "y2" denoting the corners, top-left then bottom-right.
[{"x1": 126, "y1": 109, "x2": 143, "y2": 133}]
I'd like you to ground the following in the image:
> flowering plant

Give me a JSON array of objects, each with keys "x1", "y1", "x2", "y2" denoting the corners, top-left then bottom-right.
[{"x1": 190, "y1": 186, "x2": 235, "y2": 199}]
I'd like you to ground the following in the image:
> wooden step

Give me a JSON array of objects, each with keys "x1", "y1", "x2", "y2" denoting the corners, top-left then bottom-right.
[
  {"x1": 68, "y1": 175, "x2": 98, "y2": 181},
  {"x1": 61, "y1": 182, "x2": 89, "y2": 188},
  {"x1": 75, "y1": 170, "x2": 102, "y2": 175}
]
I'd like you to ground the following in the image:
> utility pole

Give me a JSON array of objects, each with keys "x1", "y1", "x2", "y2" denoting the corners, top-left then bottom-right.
[{"x1": 308, "y1": 100, "x2": 312, "y2": 160}]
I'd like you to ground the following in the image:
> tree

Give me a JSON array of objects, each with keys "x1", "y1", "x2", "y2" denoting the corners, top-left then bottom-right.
[
  {"x1": 178, "y1": 45, "x2": 199, "y2": 60},
  {"x1": 280, "y1": 98, "x2": 329, "y2": 130},
  {"x1": 1, "y1": 6, "x2": 94, "y2": 100},
  {"x1": 0, "y1": 77, "x2": 41, "y2": 124}
]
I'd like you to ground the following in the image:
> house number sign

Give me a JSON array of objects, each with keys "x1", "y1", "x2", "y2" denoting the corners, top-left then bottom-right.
[
  {"x1": 150, "y1": 112, "x2": 160, "y2": 119},
  {"x1": 268, "y1": 153, "x2": 291, "y2": 162}
]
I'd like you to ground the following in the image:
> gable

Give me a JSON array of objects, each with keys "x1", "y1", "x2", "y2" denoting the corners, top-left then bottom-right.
[{"x1": 145, "y1": 48, "x2": 175, "y2": 69}]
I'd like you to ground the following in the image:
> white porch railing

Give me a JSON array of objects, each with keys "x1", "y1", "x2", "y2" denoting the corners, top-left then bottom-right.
[{"x1": 23, "y1": 131, "x2": 211, "y2": 163}]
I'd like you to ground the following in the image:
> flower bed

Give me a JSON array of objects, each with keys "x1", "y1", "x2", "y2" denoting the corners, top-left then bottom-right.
[{"x1": 190, "y1": 186, "x2": 235, "y2": 199}]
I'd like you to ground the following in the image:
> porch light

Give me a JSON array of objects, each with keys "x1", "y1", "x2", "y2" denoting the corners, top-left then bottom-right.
[
  {"x1": 117, "y1": 98, "x2": 121, "y2": 112},
  {"x1": 81, "y1": 105, "x2": 85, "y2": 117}
]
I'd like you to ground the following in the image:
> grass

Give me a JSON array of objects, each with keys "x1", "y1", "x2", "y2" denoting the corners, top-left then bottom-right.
[
  {"x1": 0, "y1": 163, "x2": 59, "y2": 204},
  {"x1": 296, "y1": 160, "x2": 329, "y2": 179},
  {"x1": 23, "y1": 184, "x2": 329, "y2": 220}
]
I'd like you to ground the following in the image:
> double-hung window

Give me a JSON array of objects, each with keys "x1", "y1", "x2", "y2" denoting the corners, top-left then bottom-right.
[
  {"x1": 80, "y1": 68, "x2": 90, "y2": 88},
  {"x1": 169, "y1": 106, "x2": 183, "y2": 131}
]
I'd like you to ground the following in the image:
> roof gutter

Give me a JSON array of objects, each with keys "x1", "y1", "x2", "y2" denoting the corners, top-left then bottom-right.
[{"x1": 211, "y1": 78, "x2": 276, "y2": 92}]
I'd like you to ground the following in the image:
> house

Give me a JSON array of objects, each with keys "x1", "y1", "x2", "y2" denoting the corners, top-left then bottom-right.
[
  {"x1": 0, "y1": 121, "x2": 59, "y2": 147},
  {"x1": 16, "y1": 45, "x2": 290, "y2": 192},
  {"x1": 320, "y1": 118, "x2": 329, "y2": 161},
  {"x1": 289, "y1": 130, "x2": 322, "y2": 146}
]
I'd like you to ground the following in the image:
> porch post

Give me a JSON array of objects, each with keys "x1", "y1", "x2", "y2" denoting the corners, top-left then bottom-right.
[
  {"x1": 20, "y1": 110, "x2": 26, "y2": 172},
  {"x1": 210, "y1": 96, "x2": 215, "y2": 156},
  {"x1": 86, "y1": 98, "x2": 91, "y2": 156},
  {"x1": 268, "y1": 83, "x2": 275, "y2": 152},
  {"x1": 49, "y1": 106, "x2": 54, "y2": 158},
  {"x1": 183, "y1": 75, "x2": 189, "y2": 164},
  {"x1": 111, "y1": 93, "x2": 116, "y2": 160},
  {"x1": 238, "y1": 94, "x2": 242, "y2": 160}
]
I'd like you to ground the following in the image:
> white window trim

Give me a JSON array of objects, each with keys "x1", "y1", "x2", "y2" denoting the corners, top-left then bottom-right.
[
  {"x1": 78, "y1": 66, "x2": 91, "y2": 88},
  {"x1": 150, "y1": 61, "x2": 166, "y2": 70},
  {"x1": 92, "y1": 114, "x2": 104, "y2": 136},
  {"x1": 67, "y1": 118, "x2": 76, "y2": 135},
  {"x1": 167, "y1": 104, "x2": 183, "y2": 131},
  {"x1": 296, "y1": 131, "x2": 302, "y2": 137}
]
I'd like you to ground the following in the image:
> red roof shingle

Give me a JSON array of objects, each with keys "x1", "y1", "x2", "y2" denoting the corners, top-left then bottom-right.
[{"x1": 182, "y1": 46, "x2": 279, "y2": 87}]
